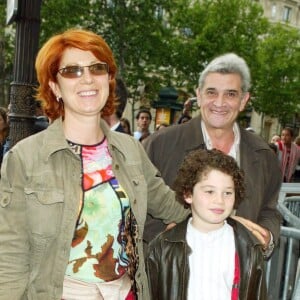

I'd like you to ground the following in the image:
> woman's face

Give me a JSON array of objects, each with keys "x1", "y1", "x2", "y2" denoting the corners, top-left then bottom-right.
[
  {"x1": 281, "y1": 130, "x2": 293, "y2": 146},
  {"x1": 49, "y1": 47, "x2": 110, "y2": 119},
  {"x1": 121, "y1": 121, "x2": 130, "y2": 134}
]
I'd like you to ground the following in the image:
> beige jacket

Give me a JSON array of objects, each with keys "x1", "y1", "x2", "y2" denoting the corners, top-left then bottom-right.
[{"x1": 0, "y1": 118, "x2": 189, "y2": 300}]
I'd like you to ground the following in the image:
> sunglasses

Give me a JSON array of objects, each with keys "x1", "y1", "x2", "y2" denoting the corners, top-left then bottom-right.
[{"x1": 57, "y1": 62, "x2": 109, "y2": 79}]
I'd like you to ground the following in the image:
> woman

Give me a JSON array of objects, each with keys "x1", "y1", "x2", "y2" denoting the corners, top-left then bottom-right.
[
  {"x1": 276, "y1": 127, "x2": 300, "y2": 182},
  {"x1": 120, "y1": 117, "x2": 132, "y2": 135},
  {"x1": 0, "y1": 29, "x2": 189, "y2": 300},
  {"x1": 0, "y1": 106, "x2": 9, "y2": 167}
]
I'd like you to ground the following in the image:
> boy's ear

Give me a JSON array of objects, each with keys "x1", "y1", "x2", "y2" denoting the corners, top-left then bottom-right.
[{"x1": 184, "y1": 193, "x2": 192, "y2": 205}]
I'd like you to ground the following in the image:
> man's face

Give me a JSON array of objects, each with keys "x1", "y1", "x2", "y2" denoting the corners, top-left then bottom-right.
[
  {"x1": 137, "y1": 112, "x2": 151, "y2": 130},
  {"x1": 197, "y1": 73, "x2": 249, "y2": 131}
]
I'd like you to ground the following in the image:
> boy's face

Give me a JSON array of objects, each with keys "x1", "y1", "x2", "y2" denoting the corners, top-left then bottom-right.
[{"x1": 185, "y1": 169, "x2": 235, "y2": 233}]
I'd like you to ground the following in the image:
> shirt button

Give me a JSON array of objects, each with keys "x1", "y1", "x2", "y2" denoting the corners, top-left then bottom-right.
[{"x1": 115, "y1": 164, "x2": 119, "y2": 170}]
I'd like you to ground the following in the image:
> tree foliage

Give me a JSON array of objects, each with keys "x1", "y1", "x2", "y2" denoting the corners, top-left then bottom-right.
[
  {"x1": 1, "y1": 0, "x2": 299, "y2": 128},
  {"x1": 167, "y1": 0, "x2": 269, "y2": 95},
  {"x1": 40, "y1": 0, "x2": 91, "y2": 45},
  {"x1": 86, "y1": 0, "x2": 176, "y2": 109},
  {"x1": 0, "y1": 3, "x2": 15, "y2": 106},
  {"x1": 254, "y1": 24, "x2": 300, "y2": 124}
]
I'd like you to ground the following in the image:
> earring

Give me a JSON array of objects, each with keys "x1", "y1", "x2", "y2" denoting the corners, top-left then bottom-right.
[{"x1": 56, "y1": 96, "x2": 61, "y2": 102}]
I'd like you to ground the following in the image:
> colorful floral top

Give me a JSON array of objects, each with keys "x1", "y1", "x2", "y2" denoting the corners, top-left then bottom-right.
[{"x1": 65, "y1": 138, "x2": 130, "y2": 283}]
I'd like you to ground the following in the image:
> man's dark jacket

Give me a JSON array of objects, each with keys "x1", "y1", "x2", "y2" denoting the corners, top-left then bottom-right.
[
  {"x1": 143, "y1": 116, "x2": 282, "y2": 244},
  {"x1": 146, "y1": 218, "x2": 268, "y2": 300}
]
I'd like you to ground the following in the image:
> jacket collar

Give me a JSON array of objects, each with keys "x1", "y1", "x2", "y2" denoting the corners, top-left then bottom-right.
[
  {"x1": 181, "y1": 115, "x2": 206, "y2": 153},
  {"x1": 41, "y1": 117, "x2": 127, "y2": 161},
  {"x1": 163, "y1": 217, "x2": 190, "y2": 242},
  {"x1": 189, "y1": 115, "x2": 271, "y2": 165},
  {"x1": 41, "y1": 118, "x2": 70, "y2": 161},
  {"x1": 164, "y1": 217, "x2": 260, "y2": 247}
]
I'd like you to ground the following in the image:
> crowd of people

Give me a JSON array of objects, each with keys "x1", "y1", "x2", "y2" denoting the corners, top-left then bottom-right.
[
  {"x1": 269, "y1": 128, "x2": 300, "y2": 182},
  {"x1": 0, "y1": 27, "x2": 294, "y2": 300}
]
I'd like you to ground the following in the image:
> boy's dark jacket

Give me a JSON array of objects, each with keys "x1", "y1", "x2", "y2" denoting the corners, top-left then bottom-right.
[{"x1": 146, "y1": 217, "x2": 267, "y2": 300}]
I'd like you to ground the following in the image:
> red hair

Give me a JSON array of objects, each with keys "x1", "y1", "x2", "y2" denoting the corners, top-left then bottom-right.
[{"x1": 35, "y1": 28, "x2": 117, "y2": 121}]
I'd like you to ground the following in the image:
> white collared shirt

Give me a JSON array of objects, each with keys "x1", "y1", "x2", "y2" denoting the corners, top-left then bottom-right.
[
  {"x1": 201, "y1": 121, "x2": 241, "y2": 166},
  {"x1": 110, "y1": 121, "x2": 121, "y2": 131},
  {"x1": 186, "y1": 218, "x2": 235, "y2": 300}
]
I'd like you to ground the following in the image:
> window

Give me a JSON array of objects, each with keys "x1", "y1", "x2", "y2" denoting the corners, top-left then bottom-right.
[
  {"x1": 282, "y1": 6, "x2": 292, "y2": 22},
  {"x1": 271, "y1": 4, "x2": 276, "y2": 18}
]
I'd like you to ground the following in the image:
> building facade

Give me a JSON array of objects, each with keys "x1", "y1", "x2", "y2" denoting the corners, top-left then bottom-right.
[
  {"x1": 249, "y1": 0, "x2": 300, "y2": 141},
  {"x1": 258, "y1": 0, "x2": 300, "y2": 28}
]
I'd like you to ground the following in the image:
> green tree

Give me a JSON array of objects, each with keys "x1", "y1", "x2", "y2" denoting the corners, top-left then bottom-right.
[
  {"x1": 4, "y1": 0, "x2": 298, "y2": 130},
  {"x1": 0, "y1": 3, "x2": 15, "y2": 107},
  {"x1": 254, "y1": 24, "x2": 300, "y2": 125},
  {"x1": 39, "y1": 0, "x2": 177, "y2": 122},
  {"x1": 87, "y1": 0, "x2": 176, "y2": 110},
  {"x1": 167, "y1": 0, "x2": 269, "y2": 94},
  {"x1": 40, "y1": 0, "x2": 91, "y2": 45}
]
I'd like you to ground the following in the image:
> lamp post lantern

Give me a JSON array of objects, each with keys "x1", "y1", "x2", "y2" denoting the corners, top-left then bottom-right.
[{"x1": 6, "y1": 0, "x2": 42, "y2": 149}]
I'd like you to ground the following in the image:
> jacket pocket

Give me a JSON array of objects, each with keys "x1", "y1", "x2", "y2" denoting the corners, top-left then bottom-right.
[
  {"x1": 0, "y1": 188, "x2": 13, "y2": 208},
  {"x1": 25, "y1": 188, "x2": 64, "y2": 237}
]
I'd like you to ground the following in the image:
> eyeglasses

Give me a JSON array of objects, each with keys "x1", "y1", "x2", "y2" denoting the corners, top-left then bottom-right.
[{"x1": 57, "y1": 62, "x2": 109, "y2": 79}]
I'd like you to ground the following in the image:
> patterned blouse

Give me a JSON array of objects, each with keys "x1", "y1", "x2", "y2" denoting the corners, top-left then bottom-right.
[{"x1": 65, "y1": 138, "x2": 131, "y2": 283}]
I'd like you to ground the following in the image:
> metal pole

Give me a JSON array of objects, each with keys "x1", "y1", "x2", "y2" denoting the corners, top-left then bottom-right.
[{"x1": 8, "y1": 0, "x2": 42, "y2": 149}]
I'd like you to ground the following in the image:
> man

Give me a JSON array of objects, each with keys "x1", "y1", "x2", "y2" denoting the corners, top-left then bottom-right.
[
  {"x1": 143, "y1": 53, "x2": 282, "y2": 258},
  {"x1": 133, "y1": 108, "x2": 152, "y2": 141},
  {"x1": 103, "y1": 77, "x2": 128, "y2": 133},
  {"x1": 33, "y1": 100, "x2": 49, "y2": 133}
]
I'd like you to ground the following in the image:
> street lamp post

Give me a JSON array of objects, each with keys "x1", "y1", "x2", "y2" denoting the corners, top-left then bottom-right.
[{"x1": 6, "y1": 0, "x2": 42, "y2": 149}]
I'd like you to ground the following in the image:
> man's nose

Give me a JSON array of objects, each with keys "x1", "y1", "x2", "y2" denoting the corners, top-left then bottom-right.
[{"x1": 213, "y1": 93, "x2": 225, "y2": 106}]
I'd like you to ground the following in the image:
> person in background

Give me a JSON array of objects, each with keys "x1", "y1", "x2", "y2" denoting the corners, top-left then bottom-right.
[
  {"x1": 155, "y1": 123, "x2": 169, "y2": 131},
  {"x1": 177, "y1": 114, "x2": 192, "y2": 124},
  {"x1": 295, "y1": 136, "x2": 300, "y2": 147},
  {"x1": 0, "y1": 107, "x2": 9, "y2": 167},
  {"x1": 133, "y1": 108, "x2": 152, "y2": 140},
  {"x1": 146, "y1": 149, "x2": 267, "y2": 300},
  {"x1": 143, "y1": 53, "x2": 282, "y2": 258},
  {"x1": 271, "y1": 134, "x2": 281, "y2": 144},
  {"x1": 139, "y1": 131, "x2": 151, "y2": 144},
  {"x1": 120, "y1": 117, "x2": 132, "y2": 135},
  {"x1": 0, "y1": 28, "x2": 189, "y2": 300},
  {"x1": 276, "y1": 127, "x2": 300, "y2": 182},
  {"x1": 1, "y1": 103, "x2": 11, "y2": 156},
  {"x1": 293, "y1": 135, "x2": 300, "y2": 182},
  {"x1": 103, "y1": 77, "x2": 128, "y2": 133},
  {"x1": 246, "y1": 127, "x2": 255, "y2": 133},
  {"x1": 33, "y1": 100, "x2": 49, "y2": 133},
  {"x1": 177, "y1": 98, "x2": 194, "y2": 124},
  {"x1": 268, "y1": 142, "x2": 278, "y2": 155}
]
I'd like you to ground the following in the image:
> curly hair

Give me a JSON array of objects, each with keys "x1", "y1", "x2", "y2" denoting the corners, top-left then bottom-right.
[
  {"x1": 173, "y1": 149, "x2": 245, "y2": 209},
  {"x1": 35, "y1": 28, "x2": 117, "y2": 121}
]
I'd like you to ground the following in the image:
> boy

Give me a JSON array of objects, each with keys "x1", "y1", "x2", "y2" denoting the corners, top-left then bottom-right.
[{"x1": 146, "y1": 149, "x2": 267, "y2": 300}]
